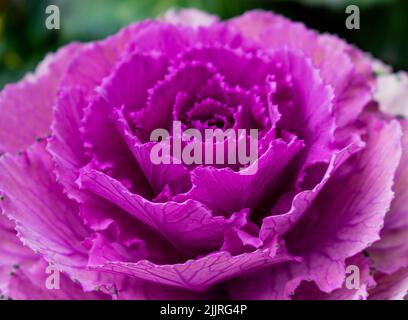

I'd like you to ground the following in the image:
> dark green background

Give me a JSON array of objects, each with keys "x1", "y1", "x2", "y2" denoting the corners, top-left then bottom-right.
[{"x1": 0, "y1": 0, "x2": 407, "y2": 88}]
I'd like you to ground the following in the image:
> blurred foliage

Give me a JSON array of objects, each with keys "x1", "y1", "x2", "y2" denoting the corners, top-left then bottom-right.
[{"x1": 0, "y1": 0, "x2": 407, "y2": 88}]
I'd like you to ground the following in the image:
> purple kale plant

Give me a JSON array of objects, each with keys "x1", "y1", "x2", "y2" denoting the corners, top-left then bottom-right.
[{"x1": 0, "y1": 9, "x2": 407, "y2": 300}]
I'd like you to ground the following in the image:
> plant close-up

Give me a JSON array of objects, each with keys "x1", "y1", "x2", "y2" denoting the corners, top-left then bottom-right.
[{"x1": 0, "y1": 0, "x2": 407, "y2": 302}]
